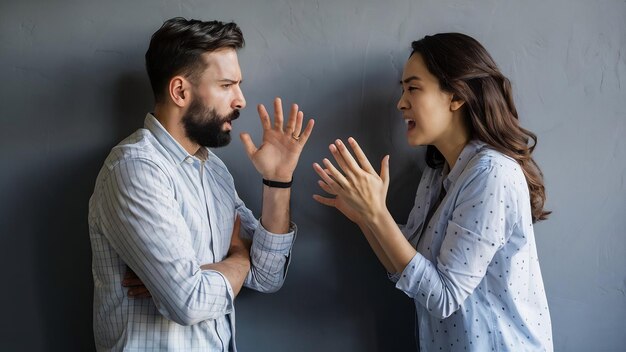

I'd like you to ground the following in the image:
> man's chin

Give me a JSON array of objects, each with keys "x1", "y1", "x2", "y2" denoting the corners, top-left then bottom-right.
[{"x1": 205, "y1": 133, "x2": 231, "y2": 148}]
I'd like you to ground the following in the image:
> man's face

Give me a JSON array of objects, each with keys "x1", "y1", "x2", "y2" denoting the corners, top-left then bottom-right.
[
  {"x1": 181, "y1": 95, "x2": 240, "y2": 148},
  {"x1": 182, "y1": 48, "x2": 246, "y2": 148}
]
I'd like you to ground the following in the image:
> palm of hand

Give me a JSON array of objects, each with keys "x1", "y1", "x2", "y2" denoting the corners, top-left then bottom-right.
[
  {"x1": 250, "y1": 130, "x2": 303, "y2": 181},
  {"x1": 313, "y1": 137, "x2": 390, "y2": 224},
  {"x1": 240, "y1": 98, "x2": 314, "y2": 181}
]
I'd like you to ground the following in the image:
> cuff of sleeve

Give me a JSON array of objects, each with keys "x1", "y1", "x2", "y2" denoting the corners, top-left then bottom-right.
[
  {"x1": 204, "y1": 269, "x2": 235, "y2": 313},
  {"x1": 387, "y1": 272, "x2": 401, "y2": 283},
  {"x1": 395, "y1": 252, "x2": 428, "y2": 298},
  {"x1": 252, "y1": 220, "x2": 297, "y2": 253}
]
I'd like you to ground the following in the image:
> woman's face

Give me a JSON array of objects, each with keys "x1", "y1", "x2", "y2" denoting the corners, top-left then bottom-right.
[{"x1": 397, "y1": 53, "x2": 462, "y2": 147}]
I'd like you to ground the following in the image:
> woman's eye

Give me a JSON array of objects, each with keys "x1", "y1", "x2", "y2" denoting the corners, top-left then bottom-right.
[{"x1": 408, "y1": 87, "x2": 419, "y2": 91}]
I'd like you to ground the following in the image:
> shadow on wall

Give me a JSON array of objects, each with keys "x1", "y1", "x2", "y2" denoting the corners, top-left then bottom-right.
[
  {"x1": 234, "y1": 60, "x2": 421, "y2": 352},
  {"x1": 1, "y1": 58, "x2": 419, "y2": 351},
  {"x1": 8, "y1": 70, "x2": 151, "y2": 351}
]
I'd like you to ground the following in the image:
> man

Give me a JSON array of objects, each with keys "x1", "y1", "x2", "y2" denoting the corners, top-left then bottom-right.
[{"x1": 88, "y1": 17, "x2": 314, "y2": 351}]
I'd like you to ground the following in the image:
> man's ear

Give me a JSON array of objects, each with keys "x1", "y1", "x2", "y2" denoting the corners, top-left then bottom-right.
[
  {"x1": 168, "y1": 76, "x2": 190, "y2": 108},
  {"x1": 450, "y1": 94, "x2": 465, "y2": 112}
]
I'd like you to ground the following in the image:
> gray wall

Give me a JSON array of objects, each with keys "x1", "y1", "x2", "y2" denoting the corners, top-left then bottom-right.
[{"x1": 1, "y1": 0, "x2": 624, "y2": 351}]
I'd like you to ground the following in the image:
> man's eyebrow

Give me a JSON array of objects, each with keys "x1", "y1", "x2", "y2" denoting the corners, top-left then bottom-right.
[
  {"x1": 400, "y1": 76, "x2": 421, "y2": 84},
  {"x1": 218, "y1": 78, "x2": 242, "y2": 84}
]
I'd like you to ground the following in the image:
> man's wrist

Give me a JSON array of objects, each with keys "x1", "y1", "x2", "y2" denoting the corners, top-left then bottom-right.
[
  {"x1": 262, "y1": 178, "x2": 293, "y2": 188},
  {"x1": 261, "y1": 173, "x2": 293, "y2": 183}
]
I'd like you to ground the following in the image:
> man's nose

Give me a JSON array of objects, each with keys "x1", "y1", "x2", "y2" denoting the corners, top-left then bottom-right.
[{"x1": 232, "y1": 86, "x2": 246, "y2": 110}]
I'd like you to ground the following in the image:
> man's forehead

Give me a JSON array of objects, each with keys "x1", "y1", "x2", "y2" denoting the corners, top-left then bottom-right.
[{"x1": 201, "y1": 49, "x2": 241, "y2": 78}]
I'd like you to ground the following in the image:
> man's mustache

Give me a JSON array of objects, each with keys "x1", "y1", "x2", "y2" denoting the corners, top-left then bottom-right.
[{"x1": 227, "y1": 110, "x2": 240, "y2": 122}]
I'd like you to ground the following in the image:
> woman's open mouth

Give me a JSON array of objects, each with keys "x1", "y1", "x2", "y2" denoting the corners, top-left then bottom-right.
[{"x1": 404, "y1": 118, "x2": 416, "y2": 131}]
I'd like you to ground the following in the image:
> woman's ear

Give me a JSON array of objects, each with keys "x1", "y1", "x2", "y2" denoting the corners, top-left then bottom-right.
[
  {"x1": 450, "y1": 94, "x2": 465, "y2": 112},
  {"x1": 169, "y1": 76, "x2": 190, "y2": 108}
]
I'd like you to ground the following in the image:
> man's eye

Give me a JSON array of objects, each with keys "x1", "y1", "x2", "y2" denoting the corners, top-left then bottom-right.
[
  {"x1": 408, "y1": 87, "x2": 419, "y2": 91},
  {"x1": 222, "y1": 84, "x2": 232, "y2": 88}
]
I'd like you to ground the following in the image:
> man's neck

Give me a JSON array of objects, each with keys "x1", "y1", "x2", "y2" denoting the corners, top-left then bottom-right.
[{"x1": 153, "y1": 105, "x2": 200, "y2": 155}]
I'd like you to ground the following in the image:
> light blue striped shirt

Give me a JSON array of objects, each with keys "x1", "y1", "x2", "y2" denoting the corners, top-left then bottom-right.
[
  {"x1": 89, "y1": 114, "x2": 296, "y2": 351},
  {"x1": 391, "y1": 140, "x2": 553, "y2": 351}
]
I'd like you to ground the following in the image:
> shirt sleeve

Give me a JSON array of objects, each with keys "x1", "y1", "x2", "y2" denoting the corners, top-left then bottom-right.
[
  {"x1": 96, "y1": 158, "x2": 235, "y2": 326},
  {"x1": 235, "y1": 197, "x2": 296, "y2": 293},
  {"x1": 388, "y1": 223, "x2": 411, "y2": 283},
  {"x1": 395, "y1": 162, "x2": 519, "y2": 318}
]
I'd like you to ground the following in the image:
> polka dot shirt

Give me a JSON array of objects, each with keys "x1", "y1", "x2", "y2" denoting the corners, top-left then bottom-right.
[{"x1": 390, "y1": 140, "x2": 553, "y2": 351}]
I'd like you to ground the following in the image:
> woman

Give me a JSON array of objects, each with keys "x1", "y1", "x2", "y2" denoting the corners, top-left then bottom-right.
[{"x1": 313, "y1": 33, "x2": 553, "y2": 351}]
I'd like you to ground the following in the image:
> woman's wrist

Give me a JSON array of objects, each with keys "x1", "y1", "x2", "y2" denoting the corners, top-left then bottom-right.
[{"x1": 363, "y1": 207, "x2": 392, "y2": 231}]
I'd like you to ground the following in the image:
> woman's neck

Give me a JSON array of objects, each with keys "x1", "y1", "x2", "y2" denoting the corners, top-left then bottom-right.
[{"x1": 435, "y1": 134, "x2": 470, "y2": 170}]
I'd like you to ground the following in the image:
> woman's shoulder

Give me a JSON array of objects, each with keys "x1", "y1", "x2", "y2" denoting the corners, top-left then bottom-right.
[{"x1": 462, "y1": 145, "x2": 526, "y2": 187}]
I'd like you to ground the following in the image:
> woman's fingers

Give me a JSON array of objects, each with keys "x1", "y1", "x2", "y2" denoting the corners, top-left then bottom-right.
[
  {"x1": 333, "y1": 139, "x2": 363, "y2": 175},
  {"x1": 317, "y1": 179, "x2": 336, "y2": 195},
  {"x1": 321, "y1": 158, "x2": 350, "y2": 188},
  {"x1": 329, "y1": 143, "x2": 354, "y2": 178},
  {"x1": 312, "y1": 194, "x2": 337, "y2": 208},
  {"x1": 313, "y1": 162, "x2": 344, "y2": 189},
  {"x1": 380, "y1": 155, "x2": 390, "y2": 186},
  {"x1": 347, "y1": 137, "x2": 376, "y2": 173}
]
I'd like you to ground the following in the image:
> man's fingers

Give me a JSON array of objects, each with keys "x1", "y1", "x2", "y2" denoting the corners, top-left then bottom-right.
[
  {"x1": 128, "y1": 286, "x2": 151, "y2": 298},
  {"x1": 285, "y1": 103, "x2": 298, "y2": 133},
  {"x1": 239, "y1": 133, "x2": 258, "y2": 159},
  {"x1": 273, "y1": 97, "x2": 284, "y2": 131},
  {"x1": 122, "y1": 278, "x2": 144, "y2": 287},
  {"x1": 298, "y1": 119, "x2": 315, "y2": 144},
  {"x1": 292, "y1": 111, "x2": 304, "y2": 137},
  {"x1": 257, "y1": 104, "x2": 271, "y2": 130},
  {"x1": 124, "y1": 270, "x2": 137, "y2": 280}
]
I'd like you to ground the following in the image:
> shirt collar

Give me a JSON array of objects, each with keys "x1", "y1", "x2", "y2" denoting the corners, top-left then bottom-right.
[
  {"x1": 144, "y1": 113, "x2": 207, "y2": 165},
  {"x1": 442, "y1": 139, "x2": 487, "y2": 191}
]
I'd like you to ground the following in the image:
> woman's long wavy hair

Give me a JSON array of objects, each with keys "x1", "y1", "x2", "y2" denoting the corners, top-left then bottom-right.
[{"x1": 411, "y1": 33, "x2": 550, "y2": 222}]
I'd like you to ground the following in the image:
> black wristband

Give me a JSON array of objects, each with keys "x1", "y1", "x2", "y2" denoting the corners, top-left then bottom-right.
[{"x1": 262, "y1": 178, "x2": 293, "y2": 188}]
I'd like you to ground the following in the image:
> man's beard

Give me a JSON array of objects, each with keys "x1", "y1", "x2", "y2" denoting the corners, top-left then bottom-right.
[{"x1": 182, "y1": 97, "x2": 240, "y2": 148}]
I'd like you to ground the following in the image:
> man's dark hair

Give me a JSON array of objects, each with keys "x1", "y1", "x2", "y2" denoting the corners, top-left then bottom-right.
[{"x1": 145, "y1": 17, "x2": 244, "y2": 103}]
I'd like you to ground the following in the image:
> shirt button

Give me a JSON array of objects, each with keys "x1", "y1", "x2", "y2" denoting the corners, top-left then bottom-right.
[{"x1": 184, "y1": 157, "x2": 193, "y2": 164}]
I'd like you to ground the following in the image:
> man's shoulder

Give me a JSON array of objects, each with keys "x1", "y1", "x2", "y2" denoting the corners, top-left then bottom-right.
[{"x1": 103, "y1": 128, "x2": 165, "y2": 170}]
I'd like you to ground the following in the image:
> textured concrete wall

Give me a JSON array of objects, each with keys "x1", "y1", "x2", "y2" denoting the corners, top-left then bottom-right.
[{"x1": 1, "y1": 0, "x2": 624, "y2": 351}]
